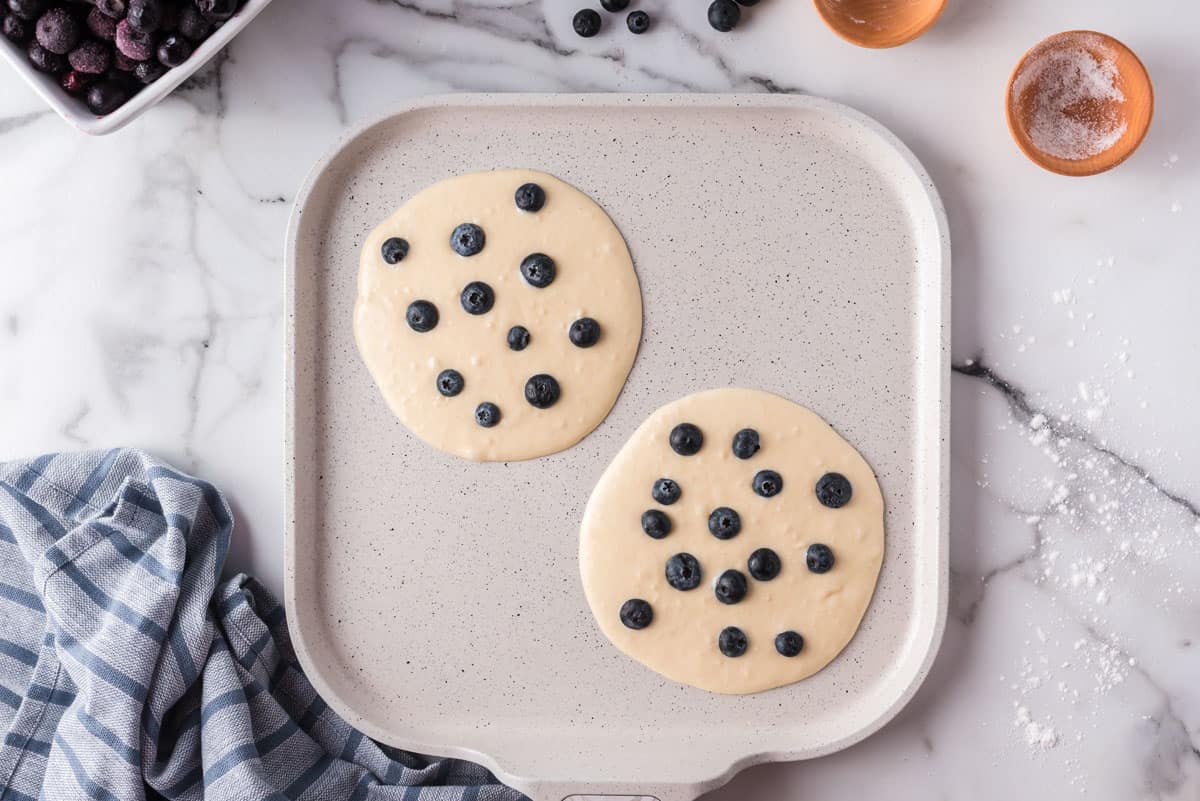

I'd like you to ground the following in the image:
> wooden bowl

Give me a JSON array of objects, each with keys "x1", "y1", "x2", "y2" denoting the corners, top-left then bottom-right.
[
  {"x1": 1006, "y1": 31, "x2": 1153, "y2": 176},
  {"x1": 812, "y1": 0, "x2": 947, "y2": 48}
]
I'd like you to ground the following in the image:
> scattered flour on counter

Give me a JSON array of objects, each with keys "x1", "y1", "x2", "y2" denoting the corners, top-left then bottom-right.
[
  {"x1": 1012, "y1": 34, "x2": 1127, "y2": 160},
  {"x1": 1015, "y1": 705, "x2": 1060, "y2": 750}
]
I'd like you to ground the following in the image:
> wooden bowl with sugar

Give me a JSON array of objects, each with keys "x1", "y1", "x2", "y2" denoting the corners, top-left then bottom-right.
[
  {"x1": 812, "y1": 0, "x2": 947, "y2": 48},
  {"x1": 1007, "y1": 31, "x2": 1153, "y2": 177}
]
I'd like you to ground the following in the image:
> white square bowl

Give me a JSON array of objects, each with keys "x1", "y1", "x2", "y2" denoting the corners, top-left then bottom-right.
[{"x1": 0, "y1": 0, "x2": 273, "y2": 135}]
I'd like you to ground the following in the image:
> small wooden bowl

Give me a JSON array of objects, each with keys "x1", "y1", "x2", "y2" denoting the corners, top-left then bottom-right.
[
  {"x1": 1006, "y1": 31, "x2": 1153, "y2": 176},
  {"x1": 812, "y1": 0, "x2": 947, "y2": 48}
]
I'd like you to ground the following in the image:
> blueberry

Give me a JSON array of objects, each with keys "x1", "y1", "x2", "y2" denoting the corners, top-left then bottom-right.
[
  {"x1": 806, "y1": 543, "x2": 835, "y2": 574},
  {"x1": 747, "y1": 547, "x2": 781, "y2": 581},
  {"x1": 640, "y1": 509, "x2": 671, "y2": 539},
  {"x1": 69, "y1": 40, "x2": 112, "y2": 74},
  {"x1": 815, "y1": 472, "x2": 853, "y2": 508},
  {"x1": 735, "y1": 0, "x2": 761, "y2": 4},
  {"x1": 132, "y1": 58, "x2": 165, "y2": 83},
  {"x1": 507, "y1": 325, "x2": 530, "y2": 351},
  {"x1": 572, "y1": 8, "x2": 601, "y2": 37},
  {"x1": 651, "y1": 478, "x2": 680, "y2": 505},
  {"x1": 619, "y1": 598, "x2": 653, "y2": 629},
  {"x1": 35, "y1": 8, "x2": 78, "y2": 54},
  {"x1": 176, "y1": 4, "x2": 212, "y2": 40},
  {"x1": 450, "y1": 223, "x2": 485, "y2": 256},
  {"x1": 752, "y1": 469, "x2": 783, "y2": 498},
  {"x1": 519, "y1": 253, "x2": 556, "y2": 288},
  {"x1": 94, "y1": 0, "x2": 126, "y2": 19},
  {"x1": 156, "y1": 33, "x2": 192, "y2": 68},
  {"x1": 600, "y1": 0, "x2": 628, "y2": 10},
  {"x1": 85, "y1": 80, "x2": 130, "y2": 114},
  {"x1": 474, "y1": 402, "x2": 501, "y2": 428},
  {"x1": 523, "y1": 374, "x2": 560, "y2": 409},
  {"x1": 27, "y1": 41, "x2": 66, "y2": 74},
  {"x1": 436, "y1": 369, "x2": 464, "y2": 397},
  {"x1": 115, "y1": 19, "x2": 153, "y2": 61},
  {"x1": 775, "y1": 630, "x2": 804, "y2": 657},
  {"x1": 626, "y1": 10, "x2": 649, "y2": 33},
  {"x1": 568, "y1": 317, "x2": 601, "y2": 348},
  {"x1": 707, "y1": 0, "x2": 740, "y2": 31},
  {"x1": 381, "y1": 237, "x2": 408, "y2": 265},
  {"x1": 665, "y1": 553, "x2": 702, "y2": 591},
  {"x1": 718, "y1": 626, "x2": 748, "y2": 657},
  {"x1": 514, "y1": 182, "x2": 545, "y2": 212},
  {"x1": 669, "y1": 422, "x2": 703, "y2": 456},
  {"x1": 460, "y1": 281, "x2": 495, "y2": 315},
  {"x1": 127, "y1": 0, "x2": 163, "y2": 33},
  {"x1": 60, "y1": 68, "x2": 95, "y2": 95},
  {"x1": 2, "y1": 13, "x2": 31, "y2": 43},
  {"x1": 707, "y1": 507, "x2": 741, "y2": 540},
  {"x1": 732, "y1": 428, "x2": 759, "y2": 459},
  {"x1": 6, "y1": 0, "x2": 44, "y2": 22},
  {"x1": 714, "y1": 569, "x2": 748, "y2": 605},
  {"x1": 405, "y1": 300, "x2": 439, "y2": 333},
  {"x1": 85, "y1": 8, "x2": 117, "y2": 40},
  {"x1": 196, "y1": 0, "x2": 237, "y2": 21}
]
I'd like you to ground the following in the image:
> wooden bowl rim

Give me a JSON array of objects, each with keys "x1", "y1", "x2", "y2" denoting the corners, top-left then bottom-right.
[
  {"x1": 812, "y1": 0, "x2": 948, "y2": 49},
  {"x1": 1005, "y1": 29, "x2": 1154, "y2": 177}
]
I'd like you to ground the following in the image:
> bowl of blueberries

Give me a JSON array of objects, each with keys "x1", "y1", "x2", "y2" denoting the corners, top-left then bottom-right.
[{"x1": 0, "y1": 0, "x2": 272, "y2": 134}]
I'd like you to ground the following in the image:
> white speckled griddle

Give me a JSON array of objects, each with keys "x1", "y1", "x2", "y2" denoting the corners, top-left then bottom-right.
[{"x1": 285, "y1": 94, "x2": 949, "y2": 801}]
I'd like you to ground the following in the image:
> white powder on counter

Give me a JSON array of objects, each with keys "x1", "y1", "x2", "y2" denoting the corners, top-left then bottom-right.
[{"x1": 1012, "y1": 34, "x2": 1127, "y2": 160}]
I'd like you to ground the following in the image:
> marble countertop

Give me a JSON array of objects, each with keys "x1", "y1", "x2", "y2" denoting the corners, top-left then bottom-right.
[{"x1": 1, "y1": 0, "x2": 1197, "y2": 798}]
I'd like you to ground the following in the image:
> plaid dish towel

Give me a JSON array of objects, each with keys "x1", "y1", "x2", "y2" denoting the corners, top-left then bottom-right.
[{"x1": 0, "y1": 449, "x2": 525, "y2": 801}]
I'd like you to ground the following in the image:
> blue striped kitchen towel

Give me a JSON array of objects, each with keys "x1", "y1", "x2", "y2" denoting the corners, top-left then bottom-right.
[{"x1": 0, "y1": 449, "x2": 526, "y2": 801}]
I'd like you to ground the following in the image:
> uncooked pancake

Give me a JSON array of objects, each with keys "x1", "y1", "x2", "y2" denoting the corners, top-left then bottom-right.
[{"x1": 580, "y1": 388, "x2": 885, "y2": 694}]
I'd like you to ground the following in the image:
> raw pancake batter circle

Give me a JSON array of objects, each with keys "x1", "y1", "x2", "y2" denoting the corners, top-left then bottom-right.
[
  {"x1": 354, "y1": 169, "x2": 642, "y2": 461},
  {"x1": 580, "y1": 388, "x2": 885, "y2": 694}
]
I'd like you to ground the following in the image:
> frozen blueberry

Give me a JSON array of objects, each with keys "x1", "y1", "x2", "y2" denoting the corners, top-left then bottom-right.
[
  {"x1": 381, "y1": 237, "x2": 408, "y2": 265},
  {"x1": 806, "y1": 543, "x2": 835, "y2": 574},
  {"x1": 35, "y1": 8, "x2": 79, "y2": 54},
  {"x1": 2, "y1": 13, "x2": 31, "y2": 43},
  {"x1": 60, "y1": 69, "x2": 95, "y2": 95},
  {"x1": 85, "y1": 80, "x2": 130, "y2": 114},
  {"x1": 775, "y1": 630, "x2": 804, "y2": 657},
  {"x1": 474, "y1": 402, "x2": 501, "y2": 428},
  {"x1": 815, "y1": 472, "x2": 853, "y2": 508},
  {"x1": 69, "y1": 40, "x2": 112, "y2": 74},
  {"x1": 85, "y1": 7, "x2": 117, "y2": 40},
  {"x1": 731, "y1": 428, "x2": 759, "y2": 459},
  {"x1": 640, "y1": 509, "x2": 671, "y2": 539},
  {"x1": 568, "y1": 317, "x2": 601, "y2": 348},
  {"x1": 460, "y1": 281, "x2": 495, "y2": 315},
  {"x1": 651, "y1": 478, "x2": 680, "y2": 505},
  {"x1": 707, "y1": 507, "x2": 741, "y2": 540},
  {"x1": 112, "y1": 49, "x2": 139, "y2": 71},
  {"x1": 93, "y1": 0, "x2": 126, "y2": 18},
  {"x1": 6, "y1": 0, "x2": 45, "y2": 22},
  {"x1": 197, "y1": 0, "x2": 237, "y2": 21},
  {"x1": 718, "y1": 626, "x2": 748, "y2": 657},
  {"x1": 619, "y1": 598, "x2": 653, "y2": 629},
  {"x1": 735, "y1": 0, "x2": 761, "y2": 4},
  {"x1": 519, "y1": 253, "x2": 556, "y2": 288},
  {"x1": 156, "y1": 33, "x2": 192, "y2": 67},
  {"x1": 752, "y1": 469, "x2": 783, "y2": 498},
  {"x1": 665, "y1": 553, "x2": 702, "y2": 591},
  {"x1": 127, "y1": 0, "x2": 162, "y2": 33},
  {"x1": 714, "y1": 569, "x2": 747, "y2": 605},
  {"x1": 506, "y1": 325, "x2": 530, "y2": 351},
  {"x1": 27, "y1": 41, "x2": 66, "y2": 74},
  {"x1": 115, "y1": 19, "x2": 154, "y2": 61},
  {"x1": 436, "y1": 369, "x2": 464, "y2": 397},
  {"x1": 600, "y1": 0, "x2": 628, "y2": 10},
  {"x1": 405, "y1": 300, "x2": 439, "y2": 333},
  {"x1": 133, "y1": 58, "x2": 165, "y2": 83},
  {"x1": 669, "y1": 423, "x2": 703, "y2": 456},
  {"x1": 572, "y1": 8, "x2": 601, "y2": 37},
  {"x1": 450, "y1": 223, "x2": 485, "y2": 256},
  {"x1": 523, "y1": 374, "x2": 560, "y2": 409},
  {"x1": 514, "y1": 182, "x2": 545, "y2": 212},
  {"x1": 626, "y1": 10, "x2": 649, "y2": 33},
  {"x1": 176, "y1": 4, "x2": 212, "y2": 40},
  {"x1": 747, "y1": 547, "x2": 781, "y2": 581},
  {"x1": 707, "y1": 0, "x2": 740, "y2": 31}
]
